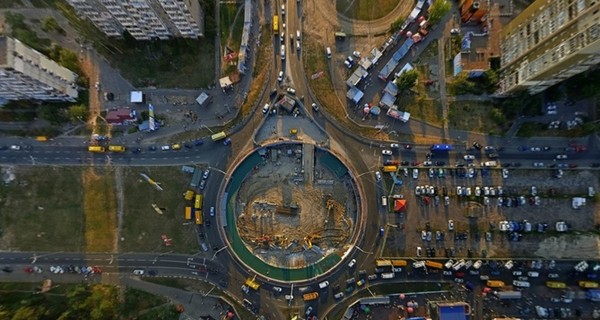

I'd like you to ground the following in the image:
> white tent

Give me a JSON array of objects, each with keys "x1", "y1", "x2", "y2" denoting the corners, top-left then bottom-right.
[{"x1": 130, "y1": 91, "x2": 143, "y2": 103}]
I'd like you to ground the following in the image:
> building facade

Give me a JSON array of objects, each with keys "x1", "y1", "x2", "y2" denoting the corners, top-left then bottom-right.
[
  {"x1": 0, "y1": 36, "x2": 78, "y2": 102},
  {"x1": 499, "y1": 0, "x2": 600, "y2": 95},
  {"x1": 67, "y1": 0, "x2": 203, "y2": 40}
]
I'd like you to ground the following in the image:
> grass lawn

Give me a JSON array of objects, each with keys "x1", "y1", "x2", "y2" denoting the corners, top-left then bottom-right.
[
  {"x1": 0, "y1": 167, "x2": 85, "y2": 252},
  {"x1": 448, "y1": 101, "x2": 506, "y2": 135},
  {"x1": 220, "y1": 4, "x2": 244, "y2": 52},
  {"x1": 0, "y1": 0, "x2": 24, "y2": 8},
  {"x1": 120, "y1": 167, "x2": 200, "y2": 253},
  {"x1": 398, "y1": 95, "x2": 444, "y2": 127},
  {"x1": 336, "y1": 0, "x2": 401, "y2": 20}
]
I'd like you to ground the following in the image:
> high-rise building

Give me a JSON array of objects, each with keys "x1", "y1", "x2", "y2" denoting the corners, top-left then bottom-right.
[
  {"x1": 499, "y1": 0, "x2": 600, "y2": 95},
  {"x1": 67, "y1": 0, "x2": 203, "y2": 40},
  {"x1": 0, "y1": 36, "x2": 78, "y2": 103}
]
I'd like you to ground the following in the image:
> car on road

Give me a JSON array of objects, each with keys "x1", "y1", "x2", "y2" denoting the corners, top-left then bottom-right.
[
  {"x1": 448, "y1": 220, "x2": 454, "y2": 231},
  {"x1": 161, "y1": 145, "x2": 170, "y2": 151},
  {"x1": 203, "y1": 169, "x2": 210, "y2": 179},
  {"x1": 375, "y1": 171, "x2": 382, "y2": 182},
  {"x1": 273, "y1": 286, "x2": 282, "y2": 292},
  {"x1": 381, "y1": 149, "x2": 392, "y2": 155},
  {"x1": 210, "y1": 206, "x2": 215, "y2": 217},
  {"x1": 533, "y1": 162, "x2": 545, "y2": 167},
  {"x1": 352, "y1": 50, "x2": 361, "y2": 58},
  {"x1": 311, "y1": 103, "x2": 319, "y2": 111},
  {"x1": 556, "y1": 154, "x2": 568, "y2": 160},
  {"x1": 262, "y1": 103, "x2": 270, "y2": 114},
  {"x1": 472, "y1": 141, "x2": 482, "y2": 150},
  {"x1": 277, "y1": 71, "x2": 284, "y2": 82},
  {"x1": 464, "y1": 155, "x2": 475, "y2": 161},
  {"x1": 412, "y1": 169, "x2": 419, "y2": 179},
  {"x1": 199, "y1": 180, "x2": 206, "y2": 190},
  {"x1": 390, "y1": 143, "x2": 399, "y2": 148},
  {"x1": 404, "y1": 144, "x2": 412, "y2": 149},
  {"x1": 502, "y1": 168, "x2": 509, "y2": 179},
  {"x1": 133, "y1": 269, "x2": 145, "y2": 275},
  {"x1": 286, "y1": 88, "x2": 296, "y2": 95},
  {"x1": 348, "y1": 259, "x2": 357, "y2": 268},
  {"x1": 9, "y1": 145, "x2": 20, "y2": 151}
]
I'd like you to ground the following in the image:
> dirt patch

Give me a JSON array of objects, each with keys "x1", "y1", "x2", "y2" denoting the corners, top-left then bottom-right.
[
  {"x1": 534, "y1": 235, "x2": 600, "y2": 259},
  {"x1": 336, "y1": 0, "x2": 402, "y2": 21},
  {"x1": 234, "y1": 146, "x2": 356, "y2": 268},
  {"x1": 83, "y1": 167, "x2": 116, "y2": 252}
]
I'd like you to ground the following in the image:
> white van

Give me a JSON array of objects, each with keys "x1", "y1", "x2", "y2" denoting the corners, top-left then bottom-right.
[
  {"x1": 381, "y1": 196, "x2": 387, "y2": 207},
  {"x1": 444, "y1": 260, "x2": 454, "y2": 269},
  {"x1": 326, "y1": 47, "x2": 331, "y2": 59},
  {"x1": 318, "y1": 281, "x2": 329, "y2": 289},
  {"x1": 504, "y1": 260, "x2": 514, "y2": 270},
  {"x1": 452, "y1": 259, "x2": 466, "y2": 271},
  {"x1": 381, "y1": 272, "x2": 395, "y2": 279}
]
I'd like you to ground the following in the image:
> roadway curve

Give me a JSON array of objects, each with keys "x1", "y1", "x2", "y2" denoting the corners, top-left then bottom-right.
[{"x1": 312, "y1": 0, "x2": 413, "y2": 36}]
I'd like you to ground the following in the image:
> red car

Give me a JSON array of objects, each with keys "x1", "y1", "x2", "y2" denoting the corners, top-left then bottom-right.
[
  {"x1": 92, "y1": 266, "x2": 102, "y2": 274},
  {"x1": 455, "y1": 272, "x2": 465, "y2": 278},
  {"x1": 23, "y1": 267, "x2": 34, "y2": 274}
]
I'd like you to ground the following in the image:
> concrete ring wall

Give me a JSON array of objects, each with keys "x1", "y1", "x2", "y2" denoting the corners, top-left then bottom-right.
[{"x1": 216, "y1": 141, "x2": 368, "y2": 284}]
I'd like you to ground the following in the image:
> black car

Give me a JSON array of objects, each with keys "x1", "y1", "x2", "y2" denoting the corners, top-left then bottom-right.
[
  {"x1": 148, "y1": 145, "x2": 157, "y2": 151},
  {"x1": 400, "y1": 161, "x2": 409, "y2": 166},
  {"x1": 2, "y1": 267, "x2": 13, "y2": 273},
  {"x1": 472, "y1": 141, "x2": 483, "y2": 150},
  {"x1": 435, "y1": 161, "x2": 445, "y2": 166}
]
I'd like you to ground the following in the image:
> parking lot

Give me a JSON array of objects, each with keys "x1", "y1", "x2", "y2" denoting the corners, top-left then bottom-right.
[{"x1": 380, "y1": 165, "x2": 600, "y2": 260}]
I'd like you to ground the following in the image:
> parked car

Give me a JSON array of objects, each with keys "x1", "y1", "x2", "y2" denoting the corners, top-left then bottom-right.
[{"x1": 381, "y1": 149, "x2": 392, "y2": 156}]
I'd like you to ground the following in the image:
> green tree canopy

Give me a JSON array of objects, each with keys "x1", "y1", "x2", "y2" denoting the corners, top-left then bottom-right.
[
  {"x1": 68, "y1": 104, "x2": 88, "y2": 121},
  {"x1": 394, "y1": 69, "x2": 419, "y2": 92},
  {"x1": 428, "y1": 0, "x2": 452, "y2": 25}
]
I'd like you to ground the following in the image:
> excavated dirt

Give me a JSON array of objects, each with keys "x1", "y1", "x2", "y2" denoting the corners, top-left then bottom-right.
[{"x1": 235, "y1": 146, "x2": 355, "y2": 268}]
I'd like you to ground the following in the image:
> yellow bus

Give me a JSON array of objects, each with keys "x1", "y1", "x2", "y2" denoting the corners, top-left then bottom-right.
[
  {"x1": 546, "y1": 281, "x2": 567, "y2": 289},
  {"x1": 273, "y1": 15, "x2": 279, "y2": 32},
  {"x1": 245, "y1": 278, "x2": 260, "y2": 290},
  {"x1": 486, "y1": 280, "x2": 505, "y2": 288},
  {"x1": 375, "y1": 259, "x2": 393, "y2": 267},
  {"x1": 185, "y1": 206, "x2": 192, "y2": 220},
  {"x1": 211, "y1": 131, "x2": 227, "y2": 142},
  {"x1": 391, "y1": 260, "x2": 407, "y2": 267},
  {"x1": 195, "y1": 210, "x2": 203, "y2": 225},
  {"x1": 579, "y1": 281, "x2": 599, "y2": 288},
  {"x1": 88, "y1": 146, "x2": 105, "y2": 153},
  {"x1": 108, "y1": 145, "x2": 126, "y2": 152},
  {"x1": 425, "y1": 260, "x2": 444, "y2": 269},
  {"x1": 195, "y1": 194, "x2": 204, "y2": 210},
  {"x1": 35, "y1": 136, "x2": 48, "y2": 142}
]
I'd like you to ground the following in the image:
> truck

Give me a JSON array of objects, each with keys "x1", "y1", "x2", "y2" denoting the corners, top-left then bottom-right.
[
  {"x1": 108, "y1": 145, "x2": 126, "y2": 152},
  {"x1": 303, "y1": 292, "x2": 319, "y2": 301},
  {"x1": 425, "y1": 260, "x2": 443, "y2": 269},
  {"x1": 496, "y1": 291, "x2": 522, "y2": 299},
  {"x1": 383, "y1": 165, "x2": 397, "y2": 172},
  {"x1": 184, "y1": 190, "x2": 195, "y2": 201},
  {"x1": 486, "y1": 280, "x2": 505, "y2": 288},
  {"x1": 579, "y1": 281, "x2": 599, "y2": 288},
  {"x1": 88, "y1": 146, "x2": 105, "y2": 153}
]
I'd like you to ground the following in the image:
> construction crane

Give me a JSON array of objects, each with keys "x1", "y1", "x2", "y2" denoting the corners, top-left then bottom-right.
[{"x1": 140, "y1": 173, "x2": 163, "y2": 191}]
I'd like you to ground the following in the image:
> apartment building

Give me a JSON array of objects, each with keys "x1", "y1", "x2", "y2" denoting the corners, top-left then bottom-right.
[
  {"x1": 499, "y1": 0, "x2": 600, "y2": 95},
  {"x1": 0, "y1": 36, "x2": 78, "y2": 103},
  {"x1": 67, "y1": 0, "x2": 203, "y2": 40}
]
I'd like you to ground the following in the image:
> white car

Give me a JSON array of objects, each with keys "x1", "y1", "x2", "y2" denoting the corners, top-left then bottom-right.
[
  {"x1": 133, "y1": 269, "x2": 145, "y2": 275},
  {"x1": 161, "y1": 145, "x2": 170, "y2": 151},
  {"x1": 9, "y1": 145, "x2": 20, "y2": 151},
  {"x1": 416, "y1": 246, "x2": 422, "y2": 257},
  {"x1": 502, "y1": 168, "x2": 509, "y2": 179},
  {"x1": 499, "y1": 220, "x2": 510, "y2": 231},
  {"x1": 286, "y1": 88, "x2": 296, "y2": 95},
  {"x1": 348, "y1": 259, "x2": 357, "y2": 268},
  {"x1": 464, "y1": 155, "x2": 475, "y2": 161},
  {"x1": 203, "y1": 170, "x2": 210, "y2": 179},
  {"x1": 352, "y1": 50, "x2": 361, "y2": 58},
  {"x1": 390, "y1": 143, "x2": 399, "y2": 148},
  {"x1": 375, "y1": 171, "x2": 382, "y2": 182},
  {"x1": 448, "y1": 220, "x2": 454, "y2": 231},
  {"x1": 456, "y1": 186, "x2": 462, "y2": 196},
  {"x1": 381, "y1": 149, "x2": 392, "y2": 156},
  {"x1": 412, "y1": 168, "x2": 419, "y2": 179},
  {"x1": 415, "y1": 186, "x2": 422, "y2": 195},
  {"x1": 277, "y1": 71, "x2": 284, "y2": 82},
  {"x1": 210, "y1": 206, "x2": 215, "y2": 217},
  {"x1": 273, "y1": 286, "x2": 283, "y2": 292},
  {"x1": 531, "y1": 185, "x2": 537, "y2": 196},
  {"x1": 556, "y1": 154, "x2": 568, "y2": 160},
  {"x1": 262, "y1": 103, "x2": 270, "y2": 114}
]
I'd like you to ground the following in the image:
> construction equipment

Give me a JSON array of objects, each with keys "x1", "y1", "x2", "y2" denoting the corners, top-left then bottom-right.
[{"x1": 151, "y1": 204, "x2": 164, "y2": 215}]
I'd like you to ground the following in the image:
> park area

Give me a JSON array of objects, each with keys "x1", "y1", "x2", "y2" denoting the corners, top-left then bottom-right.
[{"x1": 0, "y1": 165, "x2": 201, "y2": 254}]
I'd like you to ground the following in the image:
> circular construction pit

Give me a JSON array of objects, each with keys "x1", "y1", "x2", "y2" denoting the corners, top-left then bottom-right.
[{"x1": 223, "y1": 143, "x2": 361, "y2": 282}]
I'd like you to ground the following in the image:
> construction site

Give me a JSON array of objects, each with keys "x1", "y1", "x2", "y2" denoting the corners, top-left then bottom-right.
[{"x1": 233, "y1": 144, "x2": 358, "y2": 268}]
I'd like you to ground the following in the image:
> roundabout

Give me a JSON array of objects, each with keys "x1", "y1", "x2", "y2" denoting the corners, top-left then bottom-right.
[{"x1": 219, "y1": 141, "x2": 366, "y2": 283}]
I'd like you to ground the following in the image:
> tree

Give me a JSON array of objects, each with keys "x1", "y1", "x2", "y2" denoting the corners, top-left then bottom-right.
[
  {"x1": 447, "y1": 72, "x2": 478, "y2": 95},
  {"x1": 428, "y1": 0, "x2": 452, "y2": 25},
  {"x1": 68, "y1": 104, "x2": 88, "y2": 121},
  {"x1": 394, "y1": 69, "x2": 419, "y2": 92}
]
